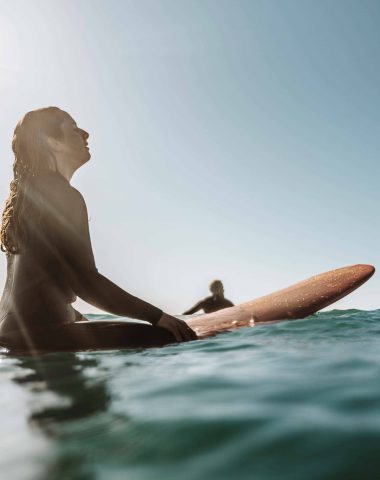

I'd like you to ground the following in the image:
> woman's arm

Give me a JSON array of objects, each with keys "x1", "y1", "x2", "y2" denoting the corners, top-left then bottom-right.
[
  {"x1": 40, "y1": 181, "x2": 196, "y2": 341},
  {"x1": 48, "y1": 186, "x2": 162, "y2": 323},
  {"x1": 44, "y1": 182, "x2": 196, "y2": 340}
]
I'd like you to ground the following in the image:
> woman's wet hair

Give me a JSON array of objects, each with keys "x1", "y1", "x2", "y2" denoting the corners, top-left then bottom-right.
[{"x1": 1, "y1": 106, "x2": 67, "y2": 254}]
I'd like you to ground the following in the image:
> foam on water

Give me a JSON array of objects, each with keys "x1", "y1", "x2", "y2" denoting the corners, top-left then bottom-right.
[{"x1": 1, "y1": 309, "x2": 380, "y2": 480}]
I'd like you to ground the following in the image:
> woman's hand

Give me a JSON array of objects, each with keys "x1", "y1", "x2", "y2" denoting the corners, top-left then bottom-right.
[{"x1": 157, "y1": 313, "x2": 198, "y2": 342}]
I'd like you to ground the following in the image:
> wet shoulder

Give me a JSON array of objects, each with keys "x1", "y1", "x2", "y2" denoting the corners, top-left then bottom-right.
[
  {"x1": 25, "y1": 173, "x2": 87, "y2": 226},
  {"x1": 28, "y1": 172, "x2": 85, "y2": 208},
  {"x1": 202, "y1": 296, "x2": 214, "y2": 308}
]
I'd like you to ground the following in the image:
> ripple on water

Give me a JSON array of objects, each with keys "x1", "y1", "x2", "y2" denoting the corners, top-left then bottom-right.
[{"x1": 1, "y1": 309, "x2": 380, "y2": 480}]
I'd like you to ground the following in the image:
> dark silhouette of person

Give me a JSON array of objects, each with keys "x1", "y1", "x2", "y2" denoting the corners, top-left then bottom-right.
[
  {"x1": 183, "y1": 280, "x2": 234, "y2": 314},
  {"x1": 0, "y1": 106, "x2": 196, "y2": 353}
]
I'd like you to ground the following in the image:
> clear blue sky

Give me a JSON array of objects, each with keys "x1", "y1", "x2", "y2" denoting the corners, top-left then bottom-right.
[{"x1": 0, "y1": 0, "x2": 379, "y2": 314}]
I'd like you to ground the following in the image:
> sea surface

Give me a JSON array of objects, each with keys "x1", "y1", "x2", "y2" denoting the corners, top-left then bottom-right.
[{"x1": 1, "y1": 309, "x2": 380, "y2": 480}]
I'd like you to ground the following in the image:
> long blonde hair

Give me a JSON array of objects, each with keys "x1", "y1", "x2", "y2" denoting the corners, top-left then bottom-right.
[{"x1": 1, "y1": 106, "x2": 67, "y2": 254}]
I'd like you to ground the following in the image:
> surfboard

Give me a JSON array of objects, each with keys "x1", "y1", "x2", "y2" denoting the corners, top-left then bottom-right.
[{"x1": 185, "y1": 264, "x2": 375, "y2": 338}]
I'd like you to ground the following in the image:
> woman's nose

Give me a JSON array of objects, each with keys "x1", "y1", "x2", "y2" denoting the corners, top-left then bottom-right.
[{"x1": 81, "y1": 129, "x2": 89, "y2": 140}]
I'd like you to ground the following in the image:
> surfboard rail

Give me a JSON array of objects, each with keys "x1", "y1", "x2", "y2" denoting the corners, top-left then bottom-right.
[{"x1": 186, "y1": 264, "x2": 375, "y2": 338}]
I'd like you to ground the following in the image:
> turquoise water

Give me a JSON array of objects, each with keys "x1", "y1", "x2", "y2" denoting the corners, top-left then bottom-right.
[{"x1": 1, "y1": 309, "x2": 380, "y2": 480}]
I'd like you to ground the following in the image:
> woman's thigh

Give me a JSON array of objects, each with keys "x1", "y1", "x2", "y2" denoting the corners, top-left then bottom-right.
[
  {"x1": 72, "y1": 321, "x2": 176, "y2": 350},
  {"x1": 5, "y1": 321, "x2": 176, "y2": 353}
]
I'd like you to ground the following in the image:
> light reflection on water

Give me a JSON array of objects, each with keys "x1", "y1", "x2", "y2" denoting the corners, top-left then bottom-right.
[{"x1": 1, "y1": 310, "x2": 380, "y2": 480}]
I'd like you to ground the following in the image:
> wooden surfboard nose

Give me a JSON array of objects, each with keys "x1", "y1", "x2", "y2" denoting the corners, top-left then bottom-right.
[
  {"x1": 357, "y1": 264, "x2": 376, "y2": 280},
  {"x1": 240, "y1": 263, "x2": 376, "y2": 321}
]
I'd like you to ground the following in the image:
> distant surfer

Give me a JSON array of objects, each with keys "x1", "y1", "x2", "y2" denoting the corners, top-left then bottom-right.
[
  {"x1": 0, "y1": 107, "x2": 197, "y2": 352},
  {"x1": 183, "y1": 280, "x2": 234, "y2": 314}
]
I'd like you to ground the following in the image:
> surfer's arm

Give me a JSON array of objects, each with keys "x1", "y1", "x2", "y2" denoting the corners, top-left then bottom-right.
[
  {"x1": 51, "y1": 187, "x2": 162, "y2": 324},
  {"x1": 183, "y1": 300, "x2": 205, "y2": 315},
  {"x1": 76, "y1": 272, "x2": 163, "y2": 323}
]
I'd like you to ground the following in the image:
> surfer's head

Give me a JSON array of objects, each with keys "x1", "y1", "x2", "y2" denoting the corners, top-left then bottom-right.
[
  {"x1": 11, "y1": 107, "x2": 90, "y2": 177},
  {"x1": 1, "y1": 107, "x2": 90, "y2": 254},
  {"x1": 209, "y1": 279, "x2": 224, "y2": 297}
]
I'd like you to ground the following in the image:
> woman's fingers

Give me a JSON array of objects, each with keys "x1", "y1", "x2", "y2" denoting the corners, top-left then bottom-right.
[
  {"x1": 176, "y1": 319, "x2": 197, "y2": 342},
  {"x1": 157, "y1": 313, "x2": 197, "y2": 342},
  {"x1": 185, "y1": 323, "x2": 198, "y2": 341},
  {"x1": 172, "y1": 322, "x2": 188, "y2": 342}
]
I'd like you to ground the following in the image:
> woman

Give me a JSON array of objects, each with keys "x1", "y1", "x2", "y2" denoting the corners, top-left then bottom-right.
[{"x1": 0, "y1": 107, "x2": 196, "y2": 352}]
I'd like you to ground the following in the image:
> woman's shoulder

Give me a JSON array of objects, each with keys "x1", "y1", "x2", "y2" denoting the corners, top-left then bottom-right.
[
  {"x1": 29, "y1": 172, "x2": 83, "y2": 200},
  {"x1": 26, "y1": 172, "x2": 86, "y2": 215}
]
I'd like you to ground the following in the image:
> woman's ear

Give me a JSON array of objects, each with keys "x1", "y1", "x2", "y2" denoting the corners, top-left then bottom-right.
[
  {"x1": 41, "y1": 135, "x2": 60, "y2": 172},
  {"x1": 45, "y1": 135, "x2": 62, "y2": 153}
]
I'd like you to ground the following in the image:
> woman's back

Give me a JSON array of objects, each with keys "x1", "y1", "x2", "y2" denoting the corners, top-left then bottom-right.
[{"x1": 0, "y1": 171, "x2": 84, "y2": 337}]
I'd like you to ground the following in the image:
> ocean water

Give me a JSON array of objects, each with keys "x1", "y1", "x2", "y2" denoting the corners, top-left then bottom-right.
[{"x1": 1, "y1": 309, "x2": 380, "y2": 480}]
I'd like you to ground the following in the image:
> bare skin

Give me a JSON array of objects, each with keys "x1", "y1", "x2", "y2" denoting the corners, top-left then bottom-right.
[{"x1": 0, "y1": 109, "x2": 196, "y2": 352}]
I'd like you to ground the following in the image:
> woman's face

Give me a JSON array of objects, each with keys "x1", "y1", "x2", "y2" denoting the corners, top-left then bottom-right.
[{"x1": 57, "y1": 113, "x2": 91, "y2": 167}]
